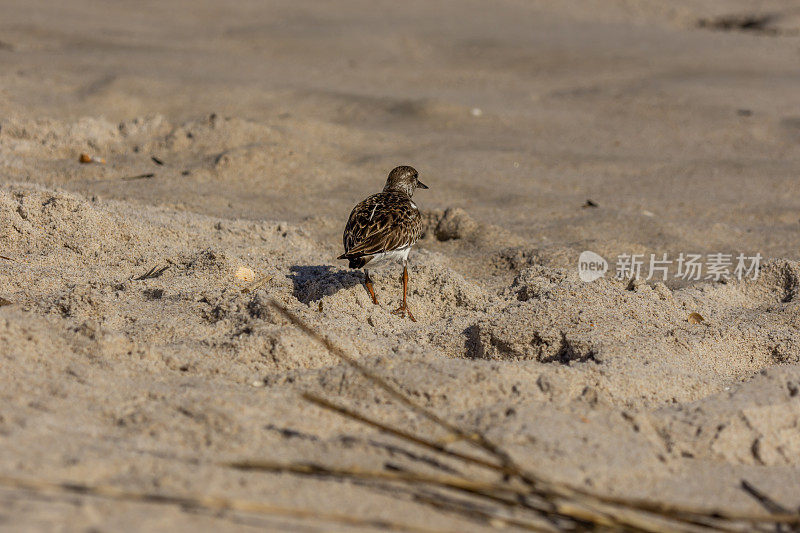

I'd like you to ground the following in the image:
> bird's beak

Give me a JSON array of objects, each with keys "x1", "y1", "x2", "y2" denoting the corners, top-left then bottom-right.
[{"x1": 417, "y1": 180, "x2": 429, "y2": 189}]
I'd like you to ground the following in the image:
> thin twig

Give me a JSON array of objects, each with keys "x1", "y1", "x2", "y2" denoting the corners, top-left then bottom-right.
[
  {"x1": 225, "y1": 460, "x2": 553, "y2": 531},
  {"x1": 132, "y1": 265, "x2": 169, "y2": 281},
  {"x1": 741, "y1": 480, "x2": 790, "y2": 515},
  {"x1": 242, "y1": 274, "x2": 274, "y2": 294},
  {"x1": 411, "y1": 492, "x2": 555, "y2": 532},
  {"x1": 226, "y1": 460, "x2": 514, "y2": 495},
  {"x1": 302, "y1": 393, "x2": 505, "y2": 474},
  {"x1": 267, "y1": 299, "x2": 516, "y2": 469},
  {"x1": 0, "y1": 474, "x2": 445, "y2": 533},
  {"x1": 299, "y1": 394, "x2": 737, "y2": 531},
  {"x1": 268, "y1": 297, "x2": 800, "y2": 532},
  {"x1": 268, "y1": 300, "x2": 672, "y2": 530},
  {"x1": 297, "y1": 398, "x2": 736, "y2": 532}
]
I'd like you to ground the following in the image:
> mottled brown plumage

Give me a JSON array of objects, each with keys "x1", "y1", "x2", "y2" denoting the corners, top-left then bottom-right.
[
  {"x1": 339, "y1": 190, "x2": 422, "y2": 268},
  {"x1": 338, "y1": 165, "x2": 428, "y2": 320},
  {"x1": 338, "y1": 166, "x2": 426, "y2": 268}
]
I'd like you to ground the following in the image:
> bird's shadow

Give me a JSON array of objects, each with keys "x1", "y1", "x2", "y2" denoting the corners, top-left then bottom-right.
[{"x1": 287, "y1": 265, "x2": 365, "y2": 304}]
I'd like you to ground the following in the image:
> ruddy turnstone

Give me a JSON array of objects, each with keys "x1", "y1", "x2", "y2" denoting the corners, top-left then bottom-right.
[{"x1": 338, "y1": 165, "x2": 428, "y2": 321}]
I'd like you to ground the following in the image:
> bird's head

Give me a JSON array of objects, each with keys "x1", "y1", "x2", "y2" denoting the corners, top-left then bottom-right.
[{"x1": 383, "y1": 165, "x2": 428, "y2": 197}]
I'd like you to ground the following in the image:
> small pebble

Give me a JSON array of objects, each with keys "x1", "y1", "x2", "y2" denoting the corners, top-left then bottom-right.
[
  {"x1": 79, "y1": 153, "x2": 105, "y2": 164},
  {"x1": 688, "y1": 312, "x2": 704, "y2": 324},
  {"x1": 235, "y1": 266, "x2": 256, "y2": 282}
]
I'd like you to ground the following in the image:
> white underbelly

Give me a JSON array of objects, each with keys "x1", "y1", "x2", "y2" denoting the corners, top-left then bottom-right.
[{"x1": 366, "y1": 246, "x2": 411, "y2": 270}]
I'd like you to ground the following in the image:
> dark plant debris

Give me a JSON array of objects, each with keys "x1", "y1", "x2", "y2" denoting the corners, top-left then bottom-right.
[
  {"x1": 132, "y1": 265, "x2": 169, "y2": 281},
  {"x1": 223, "y1": 298, "x2": 800, "y2": 532},
  {"x1": 741, "y1": 479, "x2": 792, "y2": 515},
  {"x1": 0, "y1": 474, "x2": 420, "y2": 532},
  {"x1": 151, "y1": 156, "x2": 164, "y2": 166},
  {"x1": 697, "y1": 14, "x2": 781, "y2": 35},
  {"x1": 241, "y1": 274, "x2": 274, "y2": 294}
]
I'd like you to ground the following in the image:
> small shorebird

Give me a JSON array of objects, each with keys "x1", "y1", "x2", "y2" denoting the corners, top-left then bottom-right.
[{"x1": 338, "y1": 165, "x2": 428, "y2": 321}]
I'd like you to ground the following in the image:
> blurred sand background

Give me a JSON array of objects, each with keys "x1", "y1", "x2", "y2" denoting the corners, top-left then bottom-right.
[{"x1": 1, "y1": 0, "x2": 800, "y2": 530}]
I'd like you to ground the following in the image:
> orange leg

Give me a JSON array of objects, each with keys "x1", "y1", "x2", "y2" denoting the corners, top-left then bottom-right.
[
  {"x1": 364, "y1": 270, "x2": 378, "y2": 305},
  {"x1": 391, "y1": 265, "x2": 416, "y2": 322}
]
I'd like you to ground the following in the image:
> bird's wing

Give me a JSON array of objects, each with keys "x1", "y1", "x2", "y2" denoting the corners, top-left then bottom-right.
[{"x1": 340, "y1": 192, "x2": 421, "y2": 258}]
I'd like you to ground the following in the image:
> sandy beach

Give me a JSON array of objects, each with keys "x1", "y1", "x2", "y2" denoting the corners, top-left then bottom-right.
[{"x1": 1, "y1": 1, "x2": 800, "y2": 530}]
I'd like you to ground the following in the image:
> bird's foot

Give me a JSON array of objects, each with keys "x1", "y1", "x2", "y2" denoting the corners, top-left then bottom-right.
[
  {"x1": 364, "y1": 281, "x2": 379, "y2": 305},
  {"x1": 391, "y1": 305, "x2": 416, "y2": 322}
]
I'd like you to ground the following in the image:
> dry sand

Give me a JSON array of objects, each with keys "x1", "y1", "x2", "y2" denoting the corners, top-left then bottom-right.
[{"x1": 1, "y1": 1, "x2": 800, "y2": 531}]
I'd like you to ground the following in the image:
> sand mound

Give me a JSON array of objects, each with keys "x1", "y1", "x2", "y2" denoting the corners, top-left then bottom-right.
[
  {"x1": 0, "y1": 185, "x2": 126, "y2": 256},
  {"x1": 4, "y1": 182, "x2": 797, "y2": 409},
  {"x1": 464, "y1": 262, "x2": 800, "y2": 406}
]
